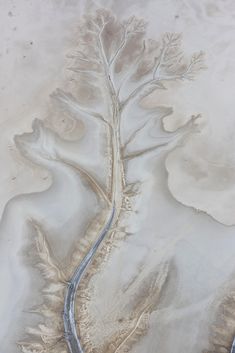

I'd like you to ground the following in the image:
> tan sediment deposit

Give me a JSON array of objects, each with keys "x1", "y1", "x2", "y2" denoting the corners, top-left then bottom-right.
[{"x1": 2, "y1": 2, "x2": 235, "y2": 353}]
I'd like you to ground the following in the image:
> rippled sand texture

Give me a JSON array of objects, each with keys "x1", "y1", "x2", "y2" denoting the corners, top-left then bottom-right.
[{"x1": 1, "y1": 1, "x2": 235, "y2": 353}]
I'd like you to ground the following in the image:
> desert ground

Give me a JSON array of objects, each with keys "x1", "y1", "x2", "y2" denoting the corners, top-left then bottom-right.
[{"x1": 1, "y1": 1, "x2": 235, "y2": 353}]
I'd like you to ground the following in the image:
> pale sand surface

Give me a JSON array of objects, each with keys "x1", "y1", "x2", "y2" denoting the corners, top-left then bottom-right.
[{"x1": 1, "y1": 1, "x2": 235, "y2": 353}]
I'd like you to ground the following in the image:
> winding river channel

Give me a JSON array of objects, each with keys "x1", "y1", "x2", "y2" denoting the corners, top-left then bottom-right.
[{"x1": 63, "y1": 205, "x2": 115, "y2": 353}]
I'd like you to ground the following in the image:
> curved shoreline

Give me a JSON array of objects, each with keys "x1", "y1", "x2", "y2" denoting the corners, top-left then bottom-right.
[{"x1": 63, "y1": 205, "x2": 115, "y2": 353}]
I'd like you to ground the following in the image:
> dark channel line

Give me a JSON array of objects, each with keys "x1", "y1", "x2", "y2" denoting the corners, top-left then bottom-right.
[
  {"x1": 231, "y1": 337, "x2": 235, "y2": 353},
  {"x1": 63, "y1": 205, "x2": 115, "y2": 353}
]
